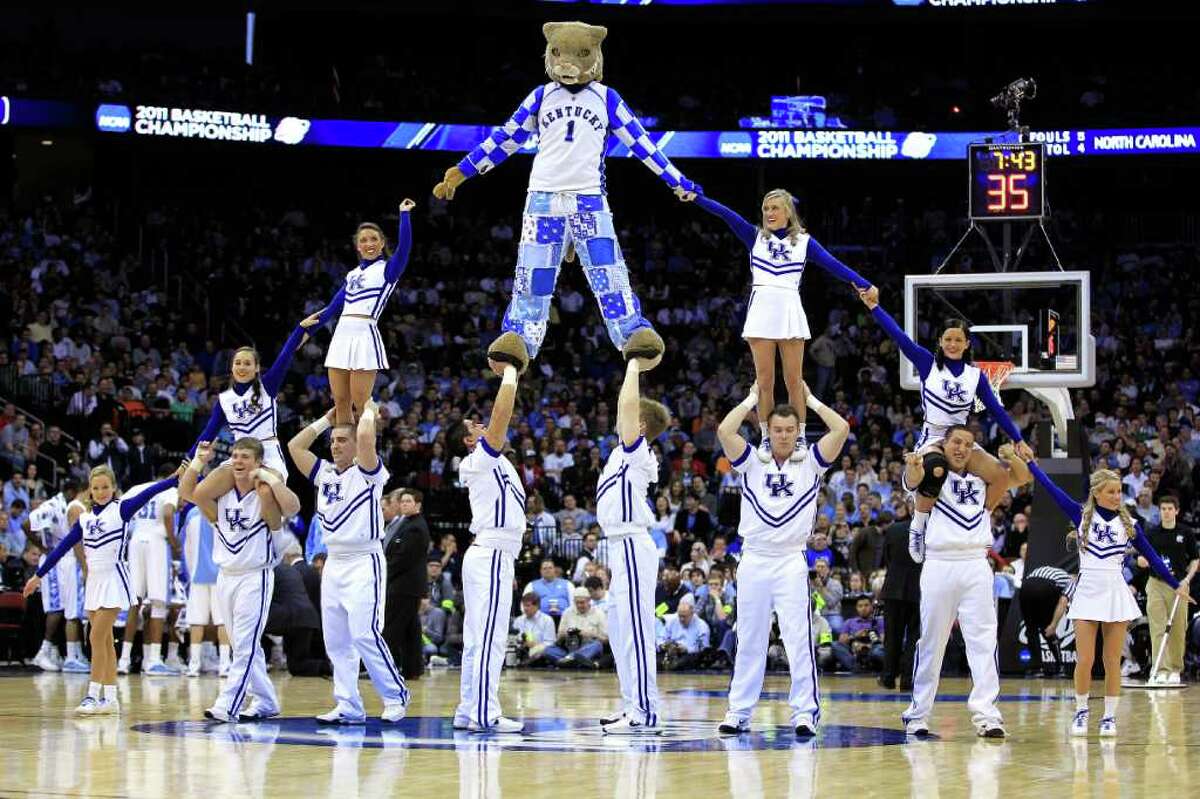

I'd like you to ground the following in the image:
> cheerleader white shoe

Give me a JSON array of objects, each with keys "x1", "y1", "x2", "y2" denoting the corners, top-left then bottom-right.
[
  {"x1": 1098, "y1": 716, "x2": 1117, "y2": 737},
  {"x1": 789, "y1": 437, "x2": 807, "y2": 463},
  {"x1": 1070, "y1": 709, "x2": 1089, "y2": 737},
  {"x1": 75, "y1": 696, "x2": 102, "y2": 715},
  {"x1": 756, "y1": 437, "x2": 772, "y2": 463}
]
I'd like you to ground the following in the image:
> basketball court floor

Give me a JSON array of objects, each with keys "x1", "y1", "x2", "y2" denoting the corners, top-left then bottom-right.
[{"x1": 0, "y1": 669, "x2": 1192, "y2": 798}]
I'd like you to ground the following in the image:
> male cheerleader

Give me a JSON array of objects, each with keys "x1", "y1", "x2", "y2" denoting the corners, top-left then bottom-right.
[
  {"x1": 716, "y1": 381, "x2": 849, "y2": 736},
  {"x1": 288, "y1": 401, "x2": 409, "y2": 723},
  {"x1": 120, "y1": 463, "x2": 180, "y2": 675},
  {"x1": 449, "y1": 364, "x2": 524, "y2": 733},
  {"x1": 901, "y1": 428, "x2": 1032, "y2": 738},
  {"x1": 27, "y1": 478, "x2": 88, "y2": 673},
  {"x1": 181, "y1": 438, "x2": 300, "y2": 722},
  {"x1": 597, "y1": 358, "x2": 671, "y2": 734}
]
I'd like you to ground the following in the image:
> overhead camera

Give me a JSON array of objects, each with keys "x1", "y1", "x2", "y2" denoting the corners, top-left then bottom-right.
[{"x1": 990, "y1": 78, "x2": 1037, "y2": 132}]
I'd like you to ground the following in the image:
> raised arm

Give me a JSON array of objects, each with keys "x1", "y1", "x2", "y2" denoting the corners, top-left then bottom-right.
[
  {"x1": 607, "y1": 87, "x2": 701, "y2": 195},
  {"x1": 484, "y1": 366, "x2": 519, "y2": 454},
  {"x1": 357, "y1": 400, "x2": 381, "y2": 474},
  {"x1": 383, "y1": 204, "x2": 414, "y2": 283},
  {"x1": 188, "y1": 403, "x2": 227, "y2": 458},
  {"x1": 288, "y1": 408, "x2": 334, "y2": 482},
  {"x1": 180, "y1": 445, "x2": 218, "y2": 523},
  {"x1": 806, "y1": 239, "x2": 871, "y2": 290},
  {"x1": 260, "y1": 325, "x2": 308, "y2": 397},
  {"x1": 805, "y1": 385, "x2": 850, "y2": 466},
  {"x1": 119, "y1": 475, "x2": 180, "y2": 523},
  {"x1": 858, "y1": 287, "x2": 935, "y2": 378},
  {"x1": 616, "y1": 360, "x2": 642, "y2": 447},
  {"x1": 717, "y1": 384, "x2": 757, "y2": 464},
  {"x1": 1025, "y1": 460, "x2": 1083, "y2": 527},
  {"x1": 434, "y1": 86, "x2": 544, "y2": 200},
  {"x1": 690, "y1": 195, "x2": 757, "y2": 250}
]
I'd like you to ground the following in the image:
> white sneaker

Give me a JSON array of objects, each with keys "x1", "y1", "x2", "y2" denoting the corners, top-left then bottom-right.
[
  {"x1": 186, "y1": 660, "x2": 202, "y2": 678},
  {"x1": 718, "y1": 715, "x2": 751, "y2": 735},
  {"x1": 1070, "y1": 709, "x2": 1089, "y2": 737},
  {"x1": 61, "y1": 658, "x2": 90, "y2": 674},
  {"x1": 908, "y1": 531, "x2": 926, "y2": 564},
  {"x1": 381, "y1": 703, "x2": 407, "y2": 723},
  {"x1": 756, "y1": 437, "x2": 772, "y2": 463},
  {"x1": 453, "y1": 714, "x2": 471, "y2": 730},
  {"x1": 238, "y1": 701, "x2": 281, "y2": 722},
  {"x1": 1166, "y1": 672, "x2": 1182, "y2": 685},
  {"x1": 1098, "y1": 716, "x2": 1117, "y2": 738},
  {"x1": 429, "y1": 655, "x2": 449, "y2": 667},
  {"x1": 165, "y1": 655, "x2": 186, "y2": 672},
  {"x1": 143, "y1": 661, "x2": 178, "y2": 676},
  {"x1": 976, "y1": 722, "x2": 1006, "y2": 739},
  {"x1": 204, "y1": 706, "x2": 235, "y2": 723},
  {"x1": 1120, "y1": 660, "x2": 1140, "y2": 677},
  {"x1": 602, "y1": 717, "x2": 660, "y2": 735},
  {"x1": 116, "y1": 659, "x2": 131, "y2": 676},
  {"x1": 469, "y1": 716, "x2": 523, "y2": 733},
  {"x1": 600, "y1": 710, "x2": 626, "y2": 726},
  {"x1": 905, "y1": 718, "x2": 930, "y2": 737},
  {"x1": 316, "y1": 708, "x2": 366, "y2": 725},
  {"x1": 33, "y1": 650, "x2": 61, "y2": 672},
  {"x1": 789, "y1": 437, "x2": 807, "y2": 463},
  {"x1": 75, "y1": 696, "x2": 102, "y2": 715}
]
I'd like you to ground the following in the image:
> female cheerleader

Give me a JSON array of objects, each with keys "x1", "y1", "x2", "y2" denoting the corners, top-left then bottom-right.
[
  {"x1": 24, "y1": 465, "x2": 181, "y2": 715},
  {"x1": 857, "y1": 286, "x2": 1033, "y2": 557},
  {"x1": 314, "y1": 199, "x2": 415, "y2": 424},
  {"x1": 1025, "y1": 460, "x2": 1192, "y2": 737},
  {"x1": 685, "y1": 190, "x2": 870, "y2": 462}
]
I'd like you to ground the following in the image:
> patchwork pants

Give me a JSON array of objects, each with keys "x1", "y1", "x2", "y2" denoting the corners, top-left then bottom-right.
[{"x1": 504, "y1": 191, "x2": 654, "y2": 359}]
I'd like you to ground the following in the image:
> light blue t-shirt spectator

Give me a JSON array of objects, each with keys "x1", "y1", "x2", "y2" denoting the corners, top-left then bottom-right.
[
  {"x1": 306, "y1": 515, "x2": 327, "y2": 563},
  {"x1": 664, "y1": 614, "x2": 710, "y2": 653},
  {"x1": 529, "y1": 577, "x2": 573, "y2": 617}
]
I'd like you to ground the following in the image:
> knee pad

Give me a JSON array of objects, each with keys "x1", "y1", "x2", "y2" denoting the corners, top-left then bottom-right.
[
  {"x1": 918, "y1": 451, "x2": 951, "y2": 499},
  {"x1": 149, "y1": 602, "x2": 169, "y2": 620}
]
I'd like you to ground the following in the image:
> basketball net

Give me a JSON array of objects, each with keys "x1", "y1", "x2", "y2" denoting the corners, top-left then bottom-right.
[{"x1": 975, "y1": 360, "x2": 1016, "y2": 412}]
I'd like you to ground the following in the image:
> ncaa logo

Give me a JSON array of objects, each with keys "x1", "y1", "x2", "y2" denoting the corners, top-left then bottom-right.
[
  {"x1": 718, "y1": 132, "x2": 753, "y2": 158},
  {"x1": 96, "y1": 104, "x2": 131, "y2": 133}
]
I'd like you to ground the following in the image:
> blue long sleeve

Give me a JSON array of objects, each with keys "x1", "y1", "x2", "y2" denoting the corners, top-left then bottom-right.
[
  {"x1": 384, "y1": 212, "x2": 412, "y2": 283},
  {"x1": 457, "y1": 86, "x2": 543, "y2": 178},
  {"x1": 188, "y1": 404, "x2": 227, "y2": 458},
  {"x1": 261, "y1": 325, "x2": 306, "y2": 397},
  {"x1": 975, "y1": 374, "x2": 1024, "y2": 442},
  {"x1": 36, "y1": 522, "x2": 82, "y2": 577},
  {"x1": 806, "y1": 239, "x2": 871, "y2": 290},
  {"x1": 1027, "y1": 461, "x2": 1083, "y2": 526},
  {"x1": 870, "y1": 306, "x2": 935, "y2": 378},
  {"x1": 1132, "y1": 524, "x2": 1181, "y2": 589},
  {"x1": 316, "y1": 286, "x2": 346, "y2": 328},
  {"x1": 119, "y1": 476, "x2": 179, "y2": 523},
  {"x1": 693, "y1": 196, "x2": 757, "y2": 250}
]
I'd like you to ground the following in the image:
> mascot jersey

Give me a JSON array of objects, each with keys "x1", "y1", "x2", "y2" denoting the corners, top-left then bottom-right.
[{"x1": 456, "y1": 81, "x2": 688, "y2": 196}]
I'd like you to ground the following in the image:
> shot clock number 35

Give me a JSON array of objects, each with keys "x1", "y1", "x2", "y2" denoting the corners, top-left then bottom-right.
[{"x1": 968, "y1": 142, "x2": 1046, "y2": 220}]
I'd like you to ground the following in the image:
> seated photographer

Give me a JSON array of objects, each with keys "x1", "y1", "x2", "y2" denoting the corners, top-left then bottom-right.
[
  {"x1": 831, "y1": 596, "x2": 885, "y2": 673},
  {"x1": 511, "y1": 592, "x2": 558, "y2": 666},
  {"x1": 694, "y1": 571, "x2": 734, "y2": 659},
  {"x1": 659, "y1": 596, "x2": 711, "y2": 671},
  {"x1": 544, "y1": 587, "x2": 608, "y2": 668},
  {"x1": 419, "y1": 596, "x2": 447, "y2": 662}
]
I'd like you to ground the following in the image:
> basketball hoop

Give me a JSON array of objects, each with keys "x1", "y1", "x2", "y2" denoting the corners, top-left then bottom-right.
[{"x1": 975, "y1": 360, "x2": 1016, "y2": 412}]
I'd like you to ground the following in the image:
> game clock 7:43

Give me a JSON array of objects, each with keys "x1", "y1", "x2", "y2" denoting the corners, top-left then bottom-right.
[{"x1": 968, "y1": 142, "x2": 1046, "y2": 220}]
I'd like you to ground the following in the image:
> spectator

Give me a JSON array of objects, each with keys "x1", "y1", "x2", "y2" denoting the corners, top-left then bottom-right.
[
  {"x1": 805, "y1": 530, "x2": 843, "y2": 570},
  {"x1": 511, "y1": 592, "x2": 557, "y2": 666},
  {"x1": 571, "y1": 531, "x2": 601, "y2": 584},
  {"x1": 419, "y1": 596, "x2": 448, "y2": 662},
  {"x1": 654, "y1": 564, "x2": 692, "y2": 615},
  {"x1": 673, "y1": 493, "x2": 714, "y2": 557},
  {"x1": 383, "y1": 488, "x2": 432, "y2": 680},
  {"x1": 833, "y1": 596, "x2": 885, "y2": 673},
  {"x1": 849, "y1": 521, "x2": 883, "y2": 578},
  {"x1": 584, "y1": 575, "x2": 611, "y2": 614},
  {"x1": 266, "y1": 542, "x2": 328, "y2": 677},
  {"x1": 544, "y1": 587, "x2": 608, "y2": 668},
  {"x1": 660, "y1": 597, "x2": 710, "y2": 670},
  {"x1": 524, "y1": 558, "x2": 574, "y2": 619},
  {"x1": 86, "y1": 422, "x2": 129, "y2": 479},
  {"x1": 427, "y1": 556, "x2": 456, "y2": 606},
  {"x1": 1133, "y1": 489, "x2": 1160, "y2": 527},
  {"x1": 810, "y1": 559, "x2": 845, "y2": 634}
]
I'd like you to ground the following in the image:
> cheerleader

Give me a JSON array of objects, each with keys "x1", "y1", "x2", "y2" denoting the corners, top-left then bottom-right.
[
  {"x1": 857, "y1": 286, "x2": 1033, "y2": 560},
  {"x1": 684, "y1": 191, "x2": 870, "y2": 462},
  {"x1": 23, "y1": 465, "x2": 181, "y2": 715},
  {"x1": 1026, "y1": 460, "x2": 1192, "y2": 737},
  {"x1": 313, "y1": 199, "x2": 415, "y2": 425}
]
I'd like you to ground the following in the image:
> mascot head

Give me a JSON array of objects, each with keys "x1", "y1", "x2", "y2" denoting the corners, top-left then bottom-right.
[{"x1": 543, "y1": 22, "x2": 606, "y2": 85}]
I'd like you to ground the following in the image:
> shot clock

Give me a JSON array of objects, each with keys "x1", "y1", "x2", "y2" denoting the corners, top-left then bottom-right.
[{"x1": 968, "y1": 142, "x2": 1046, "y2": 220}]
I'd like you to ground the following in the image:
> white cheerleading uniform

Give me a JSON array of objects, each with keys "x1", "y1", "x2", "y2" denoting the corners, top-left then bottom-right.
[
  {"x1": 79, "y1": 502, "x2": 135, "y2": 612},
  {"x1": 1068, "y1": 512, "x2": 1140, "y2": 623},
  {"x1": 596, "y1": 436, "x2": 660, "y2": 726},
  {"x1": 125, "y1": 483, "x2": 177, "y2": 606},
  {"x1": 211, "y1": 485, "x2": 278, "y2": 719},
  {"x1": 726, "y1": 441, "x2": 832, "y2": 728},
  {"x1": 218, "y1": 387, "x2": 287, "y2": 477},
  {"x1": 454, "y1": 438, "x2": 526, "y2": 729},
  {"x1": 743, "y1": 232, "x2": 812, "y2": 341},
  {"x1": 31, "y1": 495, "x2": 83, "y2": 621},
  {"x1": 916, "y1": 361, "x2": 983, "y2": 452},
  {"x1": 904, "y1": 471, "x2": 1002, "y2": 729},
  {"x1": 308, "y1": 455, "x2": 408, "y2": 718},
  {"x1": 325, "y1": 258, "x2": 393, "y2": 371}
]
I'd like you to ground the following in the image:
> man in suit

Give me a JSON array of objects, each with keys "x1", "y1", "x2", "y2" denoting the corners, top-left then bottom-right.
[
  {"x1": 267, "y1": 542, "x2": 329, "y2": 676},
  {"x1": 383, "y1": 488, "x2": 431, "y2": 680},
  {"x1": 878, "y1": 516, "x2": 921, "y2": 690}
]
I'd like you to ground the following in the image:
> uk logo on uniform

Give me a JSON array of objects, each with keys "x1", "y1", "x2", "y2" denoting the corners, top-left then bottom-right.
[
  {"x1": 322, "y1": 482, "x2": 344, "y2": 504},
  {"x1": 1091, "y1": 521, "x2": 1117, "y2": 543},
  {"x1": 231, "y1": 399, "x2": 257, "y2": 419},
  {"x1": 764, "y1": 473, "x2": 795, "y2": 498},
  {"x1": 224, "y1": 509, "x2": 250, "y2": 532},
  {"x1": 950, "y1": 478, "x2": 980, "y2": 506},
  {"x1": 942, "y1": 380, "x2": 968, "y2": 403},
  {"x1": 347, "y1": 274, "x2": 366, "y2": 291},
  {"x1": 767, "y1": 240, "x2": 789, "y2": 261},
  {"x1": 86, "y1": 519, "x2": 105, "y2": 537}
]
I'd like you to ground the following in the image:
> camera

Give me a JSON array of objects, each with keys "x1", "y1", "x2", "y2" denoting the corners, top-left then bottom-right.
[{"x1": 990, "y1": 78, "x2": 1037, "y2": 132}]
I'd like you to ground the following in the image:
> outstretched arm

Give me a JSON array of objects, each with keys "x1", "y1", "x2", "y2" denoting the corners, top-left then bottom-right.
[
  {"x1": 260, "y1": 325, "x2": 308, "y2": 397},
  {"x1": 858, "y1": 288, "x2": 935, "y2": 378},
  {"x1": 1025, "y1": 460, "x2": 1083, "y2": 527},
  {"x1": 616, "y1": 360, "x2": 642, "y2": 448},
  {"x1": 484, "y1": 366, "x2": 519, "y2": 454},
  {"x1": 690, "y1": 196, "x2": 757, "y2": 250},
  {"x1": 975, "y1": 374, "x2": 1026, "y2": 444},
  {"x1": 806, "y1": 386, "x2": 850, "y2": 466},
  {"x1": 717, "y1": 384, "x2": 757, "y2": 464},
  {"x1": 1131, "y1": 523, "x2": 1184, "y2": 592},
  {"x1": 119, "y1": 475, "x2": 180, "y2": 523},
  {"x1": 188, "y1": 403, "x2": 227, "y2": 458},
  {"x1": 456, "y1": 86, "x2": 544, "y2": 181},
  {"x1": 607, "y1": 87, "x2": 701, "y2": 195},
  {"x1": 806, "y1": 239, "x2": 871, "y2": 291},
  {"x1": 383, "y1": 204, "x2": 415, "y2": 283},
  {"x1": 315, "y1": 286, "x2": 347, "y2": 328},
  {"x1": 32, "y1": 522, "x2": 82, "y2": 581}
]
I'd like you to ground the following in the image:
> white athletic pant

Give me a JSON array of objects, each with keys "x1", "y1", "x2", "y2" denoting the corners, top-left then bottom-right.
[
  {"x1": 727, "y1": 550, "x2": 820, "y2": 727},
  {"x1": 214, "y1": 568, "x2": 277, "y2": 717},
  {"x1": 607, "y1": 533, "x2": 660, "y2": 725},
  {"x1": 455, "y1": 544, "x2": 516, "y2": 728},
  {"x1": 903, "y1": 557, "x2": 1002, "y2": 726},
  {"x1": 322, "y1": 550, "x2": 409, "y2": 718}
]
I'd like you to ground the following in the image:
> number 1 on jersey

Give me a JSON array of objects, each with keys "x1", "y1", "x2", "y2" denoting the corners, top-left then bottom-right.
[{"x1": 565, "y1": 120, "x2": 575, "y2": 143}]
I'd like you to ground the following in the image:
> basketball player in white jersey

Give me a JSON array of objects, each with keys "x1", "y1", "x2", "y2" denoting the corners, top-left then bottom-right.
[
  {"x1": 288, "y1": 401, "x2": 409, "y2": 723},
  {"x1": 447, "y1": 364, "x2": 525, "y2": 733},
  {"x1": 119, "y1": 462, "x2": 179, "y2": 675},
  {"x1": 308, "y1": 200, "x2": 415, "y2": 424},
  {"x1": 180, "y1": 502, "x2": 231, "y2": 677},
  {"x1": 28, "y1": 478, "x2": 89, "y2": 673},
  {"x1": 25, "y1": 466, "x2": 180, "y2": 715},
  {"x1": 685, "y1": 191, "x2": 869, "y2": 463},
  {"x1": 595, "y1": 358, "x2": 670, "y2": 734},
  {"x1": 181, "y1": 438, "x2": 300, "y2": 722},
  {"x1": 901, "y1": 427, "x2": 1032, "y2": 738},
  {"x1": 1024, "y1": 460, "x2": 1190, "y2": 737},
  {"x1": 715, "y1": 382, "x2": 849, "y2": 736}
]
